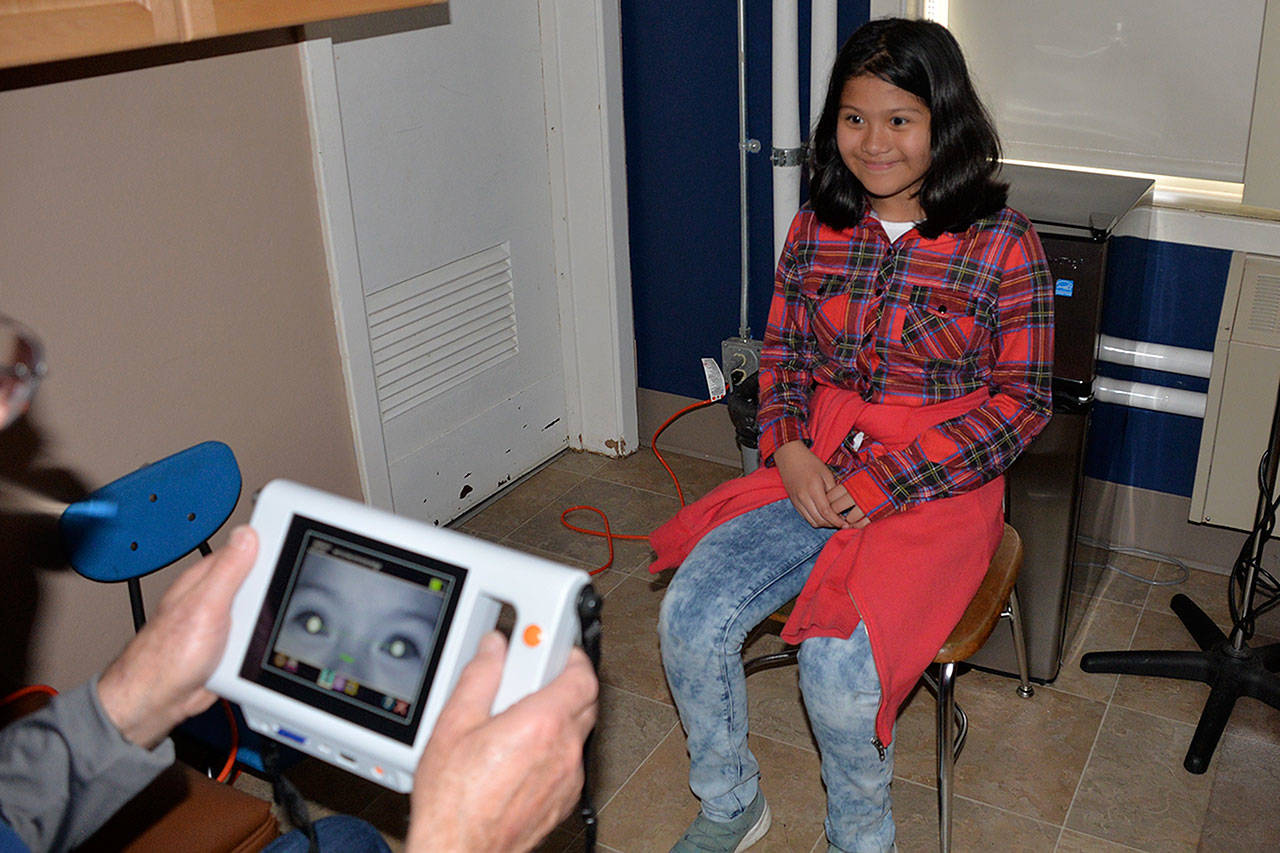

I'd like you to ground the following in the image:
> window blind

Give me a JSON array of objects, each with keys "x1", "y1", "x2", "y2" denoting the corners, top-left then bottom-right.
[{"x1": 943, "y1": 0, "x2": 1266, "y2": 183}]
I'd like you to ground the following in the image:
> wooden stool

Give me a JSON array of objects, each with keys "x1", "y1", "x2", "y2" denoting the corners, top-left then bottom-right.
[{"x1": 743, "y1": 523, "x2": 1033, "y2": 853}]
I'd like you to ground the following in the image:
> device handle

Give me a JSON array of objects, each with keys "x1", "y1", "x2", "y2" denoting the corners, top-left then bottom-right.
[{"x1": 487, "y1": 576, "x2": 588, "y2": 713}]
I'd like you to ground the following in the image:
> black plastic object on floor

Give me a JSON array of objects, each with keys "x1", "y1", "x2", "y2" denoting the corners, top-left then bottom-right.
[{"x1": 1080, "y1": 382, "x2": 1280, "y2": 774}]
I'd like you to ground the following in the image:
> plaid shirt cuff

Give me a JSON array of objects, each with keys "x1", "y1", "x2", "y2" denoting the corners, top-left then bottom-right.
[
  {"x1": 842, "y1": 468, "x2": 898, "y2": 522},
  {"x1": 759, "y1": 416, "x2": 810, "y2": 463}
]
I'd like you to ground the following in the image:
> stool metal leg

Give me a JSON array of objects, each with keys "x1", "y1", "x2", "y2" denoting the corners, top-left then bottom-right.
[
  {"x1": 919, "y1": 668, "x2": 968, "y2": 760},
  {"x1": 936, "y1": 660, "x2": 957, "y2": 853},
  {"x1": 1006, "y1": 588, "x2": 1035, "y2": 698}
]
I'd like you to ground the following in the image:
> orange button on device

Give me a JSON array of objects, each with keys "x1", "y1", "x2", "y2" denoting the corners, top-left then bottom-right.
[{"x1": 522, "y1": 624, "x2": 543, "y2": 647}]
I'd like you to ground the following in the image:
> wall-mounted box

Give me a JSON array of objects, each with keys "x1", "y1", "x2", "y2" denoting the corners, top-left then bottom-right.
[{"x1": 1192, "y1": 253, "x2": 1280, "y2": 530}]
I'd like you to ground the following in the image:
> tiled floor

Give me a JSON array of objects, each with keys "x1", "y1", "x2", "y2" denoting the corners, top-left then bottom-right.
[{"x1": 250, "y1": 448, "x2": 1280, "y2": 852}]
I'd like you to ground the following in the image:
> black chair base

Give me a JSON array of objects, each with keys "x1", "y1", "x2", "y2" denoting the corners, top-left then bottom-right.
[{"x1": 1080, "y1": 593, "x2": 1280, "y2": 774}]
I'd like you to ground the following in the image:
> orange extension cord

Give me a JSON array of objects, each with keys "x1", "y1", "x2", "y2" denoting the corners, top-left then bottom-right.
[
  {"x1": 560, "y1": 397, "x2": 718, "y2": 574},
  {"x1": 213, "y1": 698, "x2": 239, "y2": 783},
  {"x1": 0, "y1": 683, "x2": 58, "y2": 708}
]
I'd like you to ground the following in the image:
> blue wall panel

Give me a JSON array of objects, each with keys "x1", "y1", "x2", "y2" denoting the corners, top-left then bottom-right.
[
  {"x1": 622, "y1": 1, "x2": 870, "y2": 400},
  {"x1": 1084, "y1": 402, "x2": 1206, "y2": 498},
  {"x1": 1100, "y1": 236, "x2": 1232, "y2": 349},
  {"x1": 1083, "y1": 237, "x2": 1233, "y2": 496}
]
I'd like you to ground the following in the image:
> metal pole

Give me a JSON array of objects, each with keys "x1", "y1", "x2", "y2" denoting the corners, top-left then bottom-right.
[
  {"x1": 1230, "y1": 378, "x2": 1280, "y2": 651},
  {"x1": 737, "y1": 0, "x2": 754, "y2": 340}
]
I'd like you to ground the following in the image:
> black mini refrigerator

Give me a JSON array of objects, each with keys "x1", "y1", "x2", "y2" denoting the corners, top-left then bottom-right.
[{"x1": 966, "y1": 164, "x2": 1152, "y2": 682}]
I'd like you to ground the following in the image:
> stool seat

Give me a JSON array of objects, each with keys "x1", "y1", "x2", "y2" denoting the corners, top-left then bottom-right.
[
  {"x1": 753, "y1": 524, "x2": 1025, "y2": 667},
  {"x1": 937, "y1": 523, "x2": 1023, "y2": 662}
]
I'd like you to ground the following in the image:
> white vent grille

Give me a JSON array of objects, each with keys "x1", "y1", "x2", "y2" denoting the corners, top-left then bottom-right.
[
  {"x1": 367, "y1": 244, "x2": 517, "y2": 421},
  {"x1": 1246, "y1": 272, "x2": 1280, "y2": 339}
]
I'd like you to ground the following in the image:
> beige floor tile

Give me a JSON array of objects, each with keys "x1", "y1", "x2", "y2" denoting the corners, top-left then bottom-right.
[
  {"x1": 1066, "y1": 706, "x2": 1215, "y2": 851},
  {"x1": 742, "y1": 654, "x2": 819, "y2": 753},
  {"x1": 507, "y1": 478, "x2": 678, "y2": 571},
  {"x1": 1054, "y1": 829, "x2": 1146, "y2": 851},
  {"x1": 231, "y1": 769, "x2": 274, "y2": 801},
  {"x1": 596, "y1": 574, "x2": 674, "y2": 703},
  {"x1": 591, "y1": 727, "x2": 700, "y2": 853},
  {"x1": 1055, "y1": 595, "x2": 1142, "y2": 703},
  {"x1": 1108, "y1": 610, "x2": 1227, "y2": 728},
  {"x1": 1081, "y1": 554, "x2": 1161, "y2": 609},
  {"x1": 591, "y1": 447, "x2": 739, "y2": 505},
  {"x1": 224, "y1": 450, "x2": 1277, "y2": 853},
  {"x1": 591, "y1": 685, "x2": 681, "y2": 808},
  {"x1": 1163, "y1": 564, "x2": 1280, "y2": 653},
  {"x1": 1198, "y1": 728, "x2": 1280, "y2": 852},
  {"x1": 596, "y1": 727, "x2": 827, "y2": 853},
  {"x1": 893, "y1": 670, "x2": 1104, "y2": 825},
  {"x1": 455, "y1": 465, "x2": 587, "y2": 540},
  {"x1": 1096, "y1": 605, "x2": 1279, "y2": 747},
  {"x1": 1155, "y1": 566, "x2": 1235, "y2": 629},
  {"x1": 548, "y1": 448, "x2": 611, "y2": 477},
  {"x1": 891, "y1": 777, "x2": 1060, "y2": 853},
  {"x1": 530, "y1": 823, "x2": 585, "y2": 853},
  {"x1": 584, "y1": 567, "x2": 632, "y2": 599}
]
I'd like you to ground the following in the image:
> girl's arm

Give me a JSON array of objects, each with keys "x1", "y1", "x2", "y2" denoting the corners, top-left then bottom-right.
[
  {"x1": 756, "y1": 215, "x2": 816, "y2": 459},
  {"x1": 757, "y1": 213, "x2": 853, "y2": 528}
]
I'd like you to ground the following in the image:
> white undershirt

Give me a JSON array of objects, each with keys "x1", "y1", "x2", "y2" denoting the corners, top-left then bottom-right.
[{"x1": 875, "y1": 216, "x2": 917, "y2": 243}]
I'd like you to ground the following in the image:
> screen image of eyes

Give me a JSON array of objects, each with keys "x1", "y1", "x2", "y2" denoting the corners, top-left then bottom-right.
[
  {"x1": 379, "y1": 635, "x2": 422, "y2": 661},
  {"x1": 294, "y1": 610, "x2": 328, "y2": 636}
]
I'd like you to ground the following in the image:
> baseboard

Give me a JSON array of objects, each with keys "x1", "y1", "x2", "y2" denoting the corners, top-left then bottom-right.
[{"x1": 1078, "y1": 477, "x2": 1266, "y2": 577}]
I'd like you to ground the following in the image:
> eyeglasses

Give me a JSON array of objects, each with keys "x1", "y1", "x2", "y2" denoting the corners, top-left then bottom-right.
[{"x1": 1, "y1": 315, "x2": 46, "y2": 430}]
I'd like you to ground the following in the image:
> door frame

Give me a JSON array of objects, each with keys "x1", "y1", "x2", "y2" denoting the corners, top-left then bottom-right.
[{"x1": 298, "y1": 1, "x2": 638, "y2": 508}]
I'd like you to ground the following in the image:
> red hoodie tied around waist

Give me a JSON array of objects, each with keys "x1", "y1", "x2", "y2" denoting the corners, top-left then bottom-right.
[{"x1": 649, "y1": 386, "x2": 1004, "y2": 745}]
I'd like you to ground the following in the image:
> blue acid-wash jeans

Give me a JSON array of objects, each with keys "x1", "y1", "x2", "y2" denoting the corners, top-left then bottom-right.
[
  {"x1": 265, "y1": 815, "x2": 392, "y2": 852},
  {"x1": 658, "y1": 498, "x2": 895, "y2": 853}
]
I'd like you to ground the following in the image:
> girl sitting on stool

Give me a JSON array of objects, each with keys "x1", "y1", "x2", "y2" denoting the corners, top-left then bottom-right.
[{"x1": 651, "y1": 17, "x2": 1054, "y2": 853}]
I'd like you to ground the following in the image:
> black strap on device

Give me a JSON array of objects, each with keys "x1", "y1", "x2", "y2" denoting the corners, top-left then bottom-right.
[
  {"x1": 263, "y1": 739, "x2": 320, "y2": 853},
  {"x1": 576, "y1": 584, "x2": 603, "y2": 852}
]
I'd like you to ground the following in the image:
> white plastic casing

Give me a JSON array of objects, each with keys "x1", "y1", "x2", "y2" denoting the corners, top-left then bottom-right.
[{"x1": 207, "y1": 480, "x2": 590, "y2": 792}]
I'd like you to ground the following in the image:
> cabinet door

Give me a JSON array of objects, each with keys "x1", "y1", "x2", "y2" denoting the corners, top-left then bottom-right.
[
  {"x1": 180, "y1": 0, "x2": 441, "y2": 40},
  {"x1": 0, "y1": 0, "x2": 181, "y2": 68}
]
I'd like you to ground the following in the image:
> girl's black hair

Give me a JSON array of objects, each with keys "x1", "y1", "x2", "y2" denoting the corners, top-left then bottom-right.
[{"x1": 807, "y1": 17, "x2": 1007, "y2": 238}]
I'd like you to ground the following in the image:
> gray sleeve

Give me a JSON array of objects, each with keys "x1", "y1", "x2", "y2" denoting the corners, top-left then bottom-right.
[{"x1": 0, "y1": 677, "x2": 174, "y2": 853}]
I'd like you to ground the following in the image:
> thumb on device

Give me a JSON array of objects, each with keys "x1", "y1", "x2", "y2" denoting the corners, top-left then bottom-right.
[{"x1": 431, "y1": 631, "x2": 508, "y2": 735}]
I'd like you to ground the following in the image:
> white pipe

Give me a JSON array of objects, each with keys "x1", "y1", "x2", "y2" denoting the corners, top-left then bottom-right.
[
  {"x1": 772, "y1": 0, "x2": 801, "y2": 263},
  {"x1": 1094, "y1": 377, "x2": 1206, "y2": 419},
  {"x1": 737, "y1": 0, "x2": 752, "y2": 338},
  {"x1": 1096, "y1": 334, "x2": 1213, "y2": 379},
  {"x1": 810, "y1": 0, "x2": 839, "y2": 130}
]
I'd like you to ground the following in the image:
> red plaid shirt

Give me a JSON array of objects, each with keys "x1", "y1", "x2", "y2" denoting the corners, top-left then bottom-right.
[{"x1": 757, "y1": 206, "x2": 1054, "y2": 521}]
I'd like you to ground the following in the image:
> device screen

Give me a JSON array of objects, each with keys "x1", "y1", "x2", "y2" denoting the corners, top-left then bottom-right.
[{"x1": 240, "y1": 515, "x2": 466, "y2": 744}]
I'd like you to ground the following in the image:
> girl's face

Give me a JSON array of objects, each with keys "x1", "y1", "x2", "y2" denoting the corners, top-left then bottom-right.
[{"x1": 835, "y1": 74, "x2": 932, "y2": 222}]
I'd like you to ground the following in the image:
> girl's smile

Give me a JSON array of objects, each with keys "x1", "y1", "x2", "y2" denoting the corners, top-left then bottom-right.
[{"x1": 835, "y1": 74, "x2": 933, "y2": 222}]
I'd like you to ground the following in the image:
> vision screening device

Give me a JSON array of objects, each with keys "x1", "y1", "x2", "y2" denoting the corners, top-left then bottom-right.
[{"x1": 208, "y1": 480, "x2": 596, "y2": 792}]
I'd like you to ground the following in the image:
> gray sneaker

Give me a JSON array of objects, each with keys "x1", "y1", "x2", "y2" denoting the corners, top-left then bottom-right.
[{"x1": 671, "y1": 791, "x2": 771, "y2": 852}]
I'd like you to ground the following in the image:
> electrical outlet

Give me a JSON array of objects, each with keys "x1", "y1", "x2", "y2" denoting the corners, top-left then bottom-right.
[{"x1": 721, "y1": 337, "x2": 762, "y2": 391}]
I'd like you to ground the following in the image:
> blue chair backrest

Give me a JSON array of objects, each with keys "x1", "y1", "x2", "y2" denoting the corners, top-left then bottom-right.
[{"x1": 59, "y1": 441, "x2": 241, "y2": 583}]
